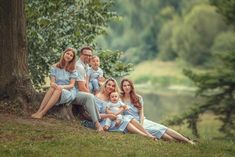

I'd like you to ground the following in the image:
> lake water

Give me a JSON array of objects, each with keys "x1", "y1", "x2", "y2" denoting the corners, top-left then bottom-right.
[{"x1": 138, "y1": 88, "x2": 194, "y2": 123}]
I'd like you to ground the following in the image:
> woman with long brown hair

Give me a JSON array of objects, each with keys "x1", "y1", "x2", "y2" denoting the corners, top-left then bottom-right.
[
  {"x1": 120, "y1": 78, "x2": 195, "y2": 144},
  {"x1": 32, "y1": 48, "x2": 78, "y2": 119}
]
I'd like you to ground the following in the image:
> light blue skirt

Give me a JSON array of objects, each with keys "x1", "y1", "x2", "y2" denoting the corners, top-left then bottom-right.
[
  {"x1": 143, "y1": 119, "x2": 167, "y2": 139},
  {"x1": 100, "y1": 115, "x2": 134, "y2": 133},
  {"x1": 56, "y1": 88, "x2": 76, "y2": 106}
]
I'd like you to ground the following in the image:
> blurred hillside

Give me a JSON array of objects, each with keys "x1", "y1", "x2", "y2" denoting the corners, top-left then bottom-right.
[{"x1": 95, "y1": 0, "x2": 235, "y2": 67}]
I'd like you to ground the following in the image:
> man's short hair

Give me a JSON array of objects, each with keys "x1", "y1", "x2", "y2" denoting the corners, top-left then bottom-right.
[{"x1": 80, "y1": 46, "x2": 93, "y2": 54}]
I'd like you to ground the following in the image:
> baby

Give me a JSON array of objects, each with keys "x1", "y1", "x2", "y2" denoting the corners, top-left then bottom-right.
[{"x1": 103, "y1": 91, "x2": 128, "y2": 131}]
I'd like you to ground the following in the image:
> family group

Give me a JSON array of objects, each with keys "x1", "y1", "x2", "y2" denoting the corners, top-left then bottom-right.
[{"x1": 31, "y1": 47, "x2": 195, "y2": 144}]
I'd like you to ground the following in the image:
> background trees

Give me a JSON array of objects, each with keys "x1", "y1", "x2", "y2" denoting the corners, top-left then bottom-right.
[
  {"x1": 96, "y1": 0, "x2": 233, "y2": 67},
  {"x1": 26, "y1": 0, "x2": 132, "y2": 89},
  {"x1": 1, "y1": 0, "x2": 234, "y2": 137},
  {"x1": 172, "y1": 4, "x2": 228, "y2": 66},
  {"x1": 0, "y1": 0, "x2": 132, "y2": 110},
  {"x1": 168, "y1": 0, "x2": 235, "y2": 137},
  {"x1": 0, "y1": 0, "x2": 35, "y2": 109}
]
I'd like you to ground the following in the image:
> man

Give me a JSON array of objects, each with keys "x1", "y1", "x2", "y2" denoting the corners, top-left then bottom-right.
[
  {"x1": 73, "y1": 46, "x2": 103, "y2": 131},
  {"x1": 76, "y1": 46, "x2": 92, "y2": 92}
]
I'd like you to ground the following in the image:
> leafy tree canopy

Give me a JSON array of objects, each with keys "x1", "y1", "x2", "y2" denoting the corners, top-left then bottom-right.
[
  {"x1": 26, "y1": 0, "x2": 132, "y2": 89},
  {"x1": 210, "y1": 0, "x2": 235, "y2": 26}
]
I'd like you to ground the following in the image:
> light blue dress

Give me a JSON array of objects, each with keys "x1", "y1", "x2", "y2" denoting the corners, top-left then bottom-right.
[
  {"x1": 123, "y1": 96, "x2": 167, "y2": 139},
  {"x1": 50, "y1": 66, "x2": 78, "y2": 105},
  {"x1": 95, "y1": 97, "x2": 133, "y2": 133}
]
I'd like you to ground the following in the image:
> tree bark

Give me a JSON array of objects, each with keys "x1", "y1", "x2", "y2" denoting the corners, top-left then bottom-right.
[
  {"x1": 0, "y1": 1, "x2": 77, "y2": 120},
  {"x1": 0, "y1": 0, "x2": 36, "y2": 110}
]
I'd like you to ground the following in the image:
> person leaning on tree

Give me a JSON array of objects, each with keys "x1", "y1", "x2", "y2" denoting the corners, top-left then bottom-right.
[{"x1": 31, "y1": 48, "x2": 78, "y2": 119}]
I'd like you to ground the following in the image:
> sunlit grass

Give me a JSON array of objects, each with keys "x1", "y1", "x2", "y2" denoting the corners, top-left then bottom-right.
[
  {"x1": 127, "y1": 59, "x2": 206, "y2": 88},
  {"x1": 6, "y1": 60, "x2": 233, "y2": 156},
  {"x1": 167, "y1": 112, "x2": 224, "y2": 139},
  {"x1": 129, "y1": 60, "x2": 184, "y2": 78},
  {"x1": 0, "y1": 114, "x2": 234, "y2": 157}
]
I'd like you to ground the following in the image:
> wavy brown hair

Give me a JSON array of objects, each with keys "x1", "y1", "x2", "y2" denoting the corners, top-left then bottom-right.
[
  {"x1": 120, "y1": 78, "x2": 142, "y2": 111},
  {"x1": 56, "y1": 48, "x2": 76, "y2": 72}
]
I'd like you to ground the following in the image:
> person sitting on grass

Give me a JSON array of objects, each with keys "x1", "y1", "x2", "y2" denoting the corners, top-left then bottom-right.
[
  {"x1": 95, "y1": 78, "x2": 157, "y2": 140},
  {"x1": 120, "y1": 78, "x2": 195, "y2": 144},
  {"x1": 103, "y1": 91, "x2": 128, "y2": 131}
]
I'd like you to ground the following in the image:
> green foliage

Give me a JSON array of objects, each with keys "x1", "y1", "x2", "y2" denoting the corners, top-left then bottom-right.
[
  {"x1": 26, "y1": 0, "x2": 119, "y2": 89},
  {"x1": 157, "y1": 18, "x2": 179, "y2": 61},
  {"x1": 172, "y1": 4, "x2": 228, "y2": 66},
  {"x1": 97, "y1": 50, "x2": 133, "y2": 78},
  {"x1": 167, "y1": 107, "x2": 200, "y2": 137},
  {"x1": 171, "y1": 0, "x2": 235, "y2": 137},
  {"x1": 95, "y1": 0, "x2": 185, "y2": 63},
  {"x1": 210, "y1": 0, "x2": 235, "y2": 26},
  {"x1": 169, "y1": 50, "x2": 235, "y2": 137},
  {"x1": 96, "y1": 0, "x2": 229, "y2": 66},
  {"x1": 211, "y1": 31, "x2": 235, "y2": 56}
]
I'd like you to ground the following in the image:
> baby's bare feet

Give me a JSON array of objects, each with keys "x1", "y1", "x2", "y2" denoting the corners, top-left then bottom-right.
[
  {"x1": 95, "y1": 122, "x2": 104, "y2": 132},
  {"x1": 103, "y1": 125, "x2": 110, "y2": 131},
  {"x1": 115, "y1": 119, "x2": 121, "y2": 127}
]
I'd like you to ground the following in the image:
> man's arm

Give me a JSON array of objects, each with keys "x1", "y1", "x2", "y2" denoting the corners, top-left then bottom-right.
[{"x1": 76, "y1": 63, "x2": 90, "y2": 92}]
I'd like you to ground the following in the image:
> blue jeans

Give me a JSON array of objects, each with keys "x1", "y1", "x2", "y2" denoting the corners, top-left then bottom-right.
[{"x1": 89, "y1": 79, "x2": 100, "y2": 93}]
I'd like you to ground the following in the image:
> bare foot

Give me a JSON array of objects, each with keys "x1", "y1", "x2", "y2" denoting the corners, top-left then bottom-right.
[
  {"x1": 184, "y1": 136, "x2": 196, "y2": 145},
  {"x1": 97, "y1": 126, "x2": 104, "y2": 132},
  {"x1": 31, "y1": 112, "x2": 43, "y2": 119},
  {"x1": 189, "y1": 140, "x2": 196, "y2": 145},
  {"x1": 115, "y1": 119, "x2": 121, "y2": 127},
  {"x1": 103, "y1": 125, "x2": 110, "y2": 131},
  {"x1": 31, "y1": 113, "x2": 37, "y2": 118},
  {"x1": 95, "y1": 122, "x2": 104, "y2": 132},
  {"x1": 152, "y1": 137, "x2": 158, "y2": 141},
  {"x1": 148, "y1": 134, "x2": 158, "y2": 141}
]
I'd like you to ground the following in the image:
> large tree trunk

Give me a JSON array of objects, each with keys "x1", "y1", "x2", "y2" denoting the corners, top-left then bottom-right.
[
  {"x1": 0, "y1": 1, "x2": 76, "y2": 120},
  {"x1": 0, "y1": 0, "x2": 36, "y2": 110}
]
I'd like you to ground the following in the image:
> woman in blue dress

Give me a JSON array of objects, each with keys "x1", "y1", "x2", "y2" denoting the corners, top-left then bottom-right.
[
  {"x1": 95, "y1": 78, "x2": 156, "y2": 139},
  {"x1": 32, "y1": 48, "x2": 77, "y2": 119},
  {"x1": 120, "y1": 78, "x2": 195, "y2": 144}
]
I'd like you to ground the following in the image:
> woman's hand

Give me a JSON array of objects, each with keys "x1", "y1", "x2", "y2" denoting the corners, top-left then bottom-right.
[
  {"x1": 50, "y1": 82, "x2": 58, "y2": 89},
  {"x1": 108, "y1": 114, "x2": 117, "y2": 120},
  {"x1": 123, "y1": 105, "x2": 129, "y2": 111},
  {"x1": 57, "y1": 85, "x2": 63, "y2": 90}
]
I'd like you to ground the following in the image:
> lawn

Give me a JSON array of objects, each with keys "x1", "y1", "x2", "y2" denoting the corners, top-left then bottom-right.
[
  {"x1": 127, "y1": 59, "x2": 205, "y2": 90},
  {"x1": 1, "y1": 60, "x2": 234, "y2": 157},
  {"x1": 0, "y1": 113, "x2": 234, "y2": 157}
]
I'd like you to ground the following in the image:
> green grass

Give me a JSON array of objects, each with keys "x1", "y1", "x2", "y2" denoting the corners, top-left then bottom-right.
[
  {"x1": 127, "y1": 60, "x2": 206, "y2": 90},
  {"x1": 128, "y1": 60, "x2": 190, "y2": 85},
  {"x1": 0, "y1": 114, "x2": 234, "y2": 157},
  {"x1": 129, "y1": 60, "x2": 185, "y2": 79},
  {"x1": 1, "y1": 60, "x2": 233, "y2": 156}
]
